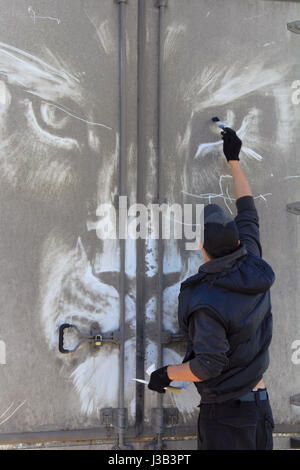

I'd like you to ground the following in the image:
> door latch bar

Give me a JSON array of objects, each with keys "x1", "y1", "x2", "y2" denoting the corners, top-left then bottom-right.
[{"x1": 58, "y1": 322, "x2": 120, "y2": 354}]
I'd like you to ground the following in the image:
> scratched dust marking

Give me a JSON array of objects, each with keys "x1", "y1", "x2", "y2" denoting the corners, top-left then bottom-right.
[
  {"x1": 28, "y1": 6, "x2": 60, "y2": 25},
  {"x1": 182, "y1": 175, "x2": 272, "y2": 214},
  {"x1": 0, "y1": 341, "x2": 5, "y2": 364},
  {"x1": 0, "y1": 401, "x2": 26, "y2": 426},
  {"x1": 24, "y1": 91, "x2": 113, "y2": 130},
  {"x1": 0, "y1": 81, "x2": 6, "y2": 105}
]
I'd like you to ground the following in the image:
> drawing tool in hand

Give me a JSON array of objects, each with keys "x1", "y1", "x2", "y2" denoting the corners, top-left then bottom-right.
[
  {"x1": 131, "y1": 378, "x2": 183, "y2": 394},
  {"x1": 211, "y1": 116, "x2": 225, "y2": 130},
  {"x1": 132, "y1": 378, "x2": 148, "y2": 385},
  {"x1": 132, "y1": 363, "x2": 186, "y2": 394}
]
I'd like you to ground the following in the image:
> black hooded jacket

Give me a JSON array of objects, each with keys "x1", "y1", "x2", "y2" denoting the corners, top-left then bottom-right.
[{"x1": 178, "y1": 196, "x2": 275, "y2": 403}]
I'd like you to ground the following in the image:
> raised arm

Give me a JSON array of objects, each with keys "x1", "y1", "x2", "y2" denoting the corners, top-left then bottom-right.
[
  {"x1": 229, "y1": 161, "x2": 252, "y2": 199},
  {"x1": 222, "y1": 127, "x2": 262, "y2": 257},
  {"x1": 221, "y1": 127, "x2": 252, "y2": 198}
]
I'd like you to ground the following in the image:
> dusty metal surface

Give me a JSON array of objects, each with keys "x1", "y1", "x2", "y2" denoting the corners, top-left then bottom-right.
[{"x1": 0, "y1": 0, "x2": 299, "y2": 447}]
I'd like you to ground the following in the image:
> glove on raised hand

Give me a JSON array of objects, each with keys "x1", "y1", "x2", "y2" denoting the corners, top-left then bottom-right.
[
  {"x1": 221, "y1": 127, "x2": 242, "y2": 161},
  {"x1": 148, "y1": 366, "x2": 171, "y2": 393}
]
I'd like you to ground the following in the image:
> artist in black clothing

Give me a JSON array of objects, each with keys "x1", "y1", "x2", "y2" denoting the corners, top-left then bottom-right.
[{"x1": 148, "y1": 127, "x2": 275, "y2": 450}]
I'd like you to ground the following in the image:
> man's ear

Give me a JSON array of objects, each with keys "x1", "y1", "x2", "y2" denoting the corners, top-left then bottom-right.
[
  {"x1": 237, "y1": 240, "x2": 241, "y2": 246},
  {"x1": 198, "y1": 240, "x2": 203, "y2": 250}
]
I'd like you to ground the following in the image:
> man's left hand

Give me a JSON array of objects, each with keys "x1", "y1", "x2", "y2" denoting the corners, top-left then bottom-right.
[{"x1": 148, "y1": 366, "x2": 171, "y2": 393}]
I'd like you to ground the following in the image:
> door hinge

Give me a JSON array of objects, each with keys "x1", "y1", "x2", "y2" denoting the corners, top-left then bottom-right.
[
  {"x1": 287, "y1": 202, "x2": 300, "y2": 215},
  {"x1": 287, "y1": 21, "x2": 300, "y2": 34},
  {"x1": 100, "y1": 407, "x2": 132, "y2": 449},
  {"x1": 151, "y1": 407, "x2": 179, "y2": 434},
  {"x1": 100, "y1": 407, "x2": 128, "y2": 431},
  {"x1": 162, "y1": 330, "x2": 185, "y2": 345},
  {"x1": 156, "y1": 0, "x2": 168, "y2": 8},
  {"x1": 290, "y1": 393, "x2": 300, "y2": 406}
]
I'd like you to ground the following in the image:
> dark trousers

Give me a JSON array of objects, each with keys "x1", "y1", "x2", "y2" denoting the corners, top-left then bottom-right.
[{"x1": 197, "y1": 391, "x2": 274, "y2": 450}]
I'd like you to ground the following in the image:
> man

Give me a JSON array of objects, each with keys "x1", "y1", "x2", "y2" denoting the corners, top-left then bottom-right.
[{"x1": 148, "y1": 127, "x2": 275, "y2": 450}]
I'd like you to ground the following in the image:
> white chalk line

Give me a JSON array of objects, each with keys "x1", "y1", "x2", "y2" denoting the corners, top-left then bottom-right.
[
  {"x1": 45, "y1": 103, "x2": 113, "y2": 130},
  {"x1": 243, "y1": 14, "x2": 266, "y2": 21},
  {"x1": 195, "y1": 117, "x2": 263, "y2": 162},
  {"x1": 182, "y1": 176, "x2": 272, "y2": 214},
  {"x1": 24, "y1": 90, "x2": 113, "y2": 130},
  {"x1": 161, "y1": 211, "x2": 203, "y2": 227},
  {"x1": 0, "y1": 401, "x2": 26, "y2": 426},
  {"x1": 28, "y1": 6, "x2": 60, "y2": 25},
  {"x1": 84, "y1": 9, "x2": 115, "y2": 56},
  {"x1": 0, "y1": 402, "x2": 15, "y2": 421}
]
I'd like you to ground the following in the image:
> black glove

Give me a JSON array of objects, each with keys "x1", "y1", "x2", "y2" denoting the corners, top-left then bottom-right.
[
  {"x1": 148, "y1": 366, "x2": 171, "y2": 393},
  {"x1": 221, "y1": 127, "x2": 242, "y2": 161}
]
